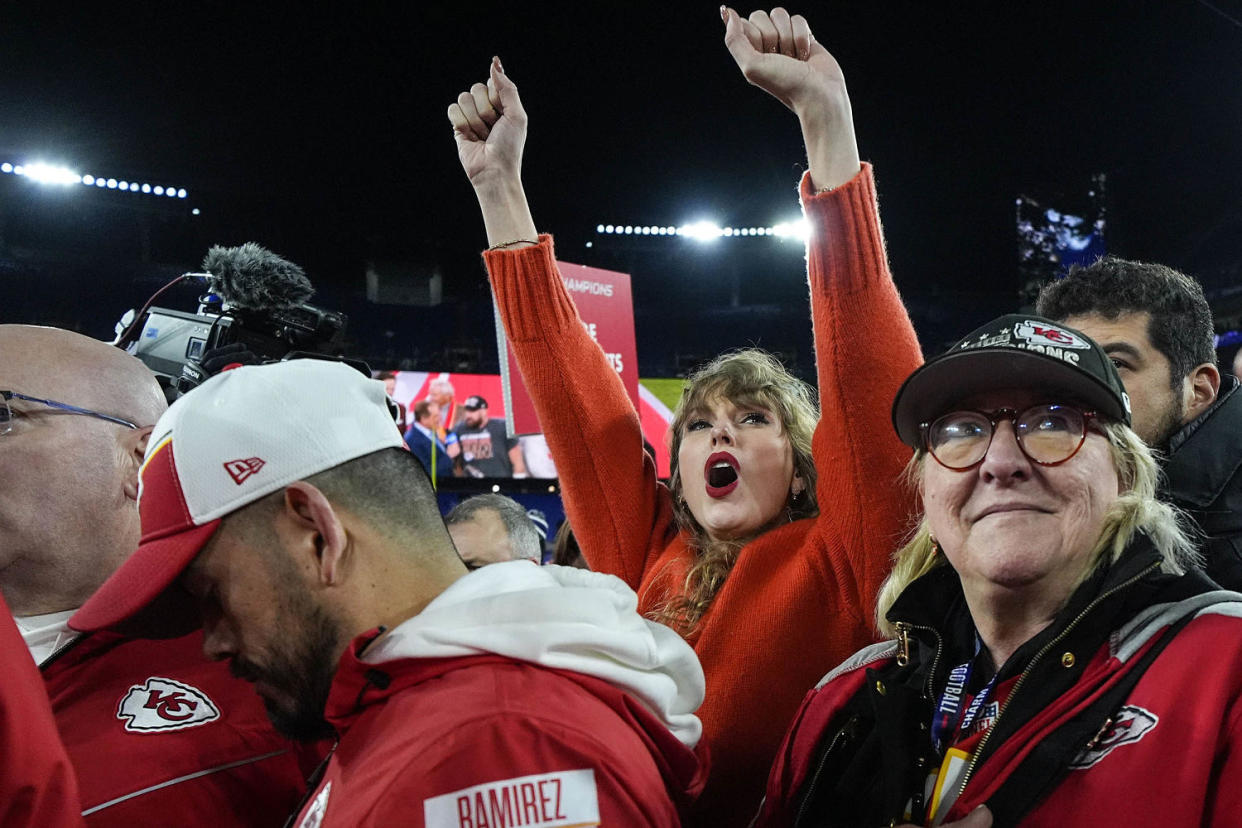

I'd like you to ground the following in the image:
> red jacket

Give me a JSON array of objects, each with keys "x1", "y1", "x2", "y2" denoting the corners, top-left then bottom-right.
[
  {"x1": 482, "y1": 164, "x2": 922, "y2": 824},
  {"x1": 291, "y1": 562, "x2": 707, "y2": 827},
  {"x1": 756, "y1": 542, "x2": 1242, "y2": 826},
  {"x1": 1, "y1": 601, "x2": 82, "y2": 828},
  {"x1": 42, "y1": 630, "x2": 320, "y2": 827}
]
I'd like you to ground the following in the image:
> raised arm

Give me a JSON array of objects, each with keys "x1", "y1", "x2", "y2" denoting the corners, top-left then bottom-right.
[
  {"x1": 724, "y1": 8, "x2": 922, "y2": 621},
  {"x1": 449, "y1": 57, "x2": 538, "y2": 250},
  {"x1": 721, "y1": 6, "x2": 859, "y2": 191},
  {"x1": 449, "y1": 62, "x2": 673, "y2": 587}
]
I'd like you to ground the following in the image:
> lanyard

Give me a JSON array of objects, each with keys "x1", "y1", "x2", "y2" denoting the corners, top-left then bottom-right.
[
  {"x1": 930, "y1": 641, "x2": 999, "y2": 753},
  {"x1": 957, "y1": 671, "x2": 998, "y2": 736}
]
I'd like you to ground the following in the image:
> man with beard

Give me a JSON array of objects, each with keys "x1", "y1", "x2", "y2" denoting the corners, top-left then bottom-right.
[
  {"x1": 1037, "y1": 257, "x2": 1242, "y2": 586},
  {"x1": 0, "y1": 325, "x2": 317, "y2": 826},
  {"x1": 454, "y1": 395, "x2": 527, "y2": 478},
  {"x1": 72, "y1": 359, "x2": 707, "y2": 827}
]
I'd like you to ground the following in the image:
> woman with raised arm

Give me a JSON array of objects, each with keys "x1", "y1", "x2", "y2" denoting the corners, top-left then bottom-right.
[{"x1": 449, "y1": 7, "x2": 922, "y2": 824}]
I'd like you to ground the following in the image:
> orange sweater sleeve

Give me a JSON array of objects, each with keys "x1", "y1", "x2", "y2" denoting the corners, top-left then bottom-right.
[
  {"x1": 800, "y1": 163, "x2": 923, "y2": 628},
  {"x1": 483, "y1": 239, "x2": 674, "y2": 589}
]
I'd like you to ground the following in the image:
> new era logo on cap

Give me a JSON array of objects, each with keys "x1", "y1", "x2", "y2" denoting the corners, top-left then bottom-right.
[{"x1": 224, "y1": 457, "x2": 266, "y2": 485}]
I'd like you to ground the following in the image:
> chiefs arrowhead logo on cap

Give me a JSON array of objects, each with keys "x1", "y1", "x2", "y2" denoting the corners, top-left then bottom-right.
[
  {"x1": 223, "y1": 457, "x2": 266, "y2": 485},
  {"x1": 1014, "y1": 320, "x2": 1092, "y2": 350}
]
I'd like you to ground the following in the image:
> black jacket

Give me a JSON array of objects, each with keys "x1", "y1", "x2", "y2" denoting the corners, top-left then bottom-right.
[{"x1": 1164, "y1": 375, "x2": 1242, "y2": 588}]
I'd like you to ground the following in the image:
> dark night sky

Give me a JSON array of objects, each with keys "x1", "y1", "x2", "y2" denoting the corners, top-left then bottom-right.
[{"x1": 3, "y1": 1, "x2": 1241, "y2": 365}]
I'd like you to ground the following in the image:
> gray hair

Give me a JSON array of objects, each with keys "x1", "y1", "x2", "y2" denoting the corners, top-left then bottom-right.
[
  {"x1": 445, "y1": 494, "x2": 542, "y2": 563},
  {"x1": 875, "y1": 421, "x2": 1200, "y2": 637}
]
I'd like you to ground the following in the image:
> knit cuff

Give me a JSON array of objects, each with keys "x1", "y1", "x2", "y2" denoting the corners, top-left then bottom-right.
[
  {"x1": 482, "y1": 234, "x2": 581, "y2": 342},
  {"x1": 800, "y1": 163, "x2": 890, "y2": 294}
]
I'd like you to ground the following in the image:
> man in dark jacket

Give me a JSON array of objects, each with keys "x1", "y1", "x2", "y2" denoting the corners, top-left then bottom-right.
[
  {"x1": 403, "y1": 398, "x2": 460, "y2": 480},
  {"x1": 1037, "y1": 257, "x2": 1242, "y2": 587}
]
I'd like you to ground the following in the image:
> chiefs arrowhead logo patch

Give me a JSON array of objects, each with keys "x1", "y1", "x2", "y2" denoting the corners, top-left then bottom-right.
[
  {"x1": 223, "y1": 457, "x2": 265, "y2": 484},
  {"x1": 117, "y1": 677, "x2": 221, "y2": 733},
  {"x1": 1071, "y1": 705, "x2": 1158, "y2": 768}
]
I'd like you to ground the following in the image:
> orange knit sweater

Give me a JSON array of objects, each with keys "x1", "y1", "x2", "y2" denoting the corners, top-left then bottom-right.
[{"x1": 483, "y1": 164, "x2": 922, "y2": 826}]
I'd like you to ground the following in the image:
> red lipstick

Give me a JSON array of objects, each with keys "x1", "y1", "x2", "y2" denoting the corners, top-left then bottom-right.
[{"x1": 705, "y1": 452, "x2": 740, "y2": 498}]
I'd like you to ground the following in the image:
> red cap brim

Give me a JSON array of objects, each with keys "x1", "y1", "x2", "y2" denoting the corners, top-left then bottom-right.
[{"x1": 70, "y1": 519, "x2": 221, "y2": 633}]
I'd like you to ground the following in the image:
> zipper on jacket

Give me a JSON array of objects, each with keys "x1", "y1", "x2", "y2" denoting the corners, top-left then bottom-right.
[
  {"x1": 794, "y1": 714, "x2": 860, "y2": 827},
  {"x1": 950, "y1": 560, "x2": 1160, "y2": 804},
  {"x1": 896, "y1": 622, "x2": 912, "y2": 666},
  {"x1": 37, "y1": 630, "x2": 87, "y2": 672},
  {"x1": 795, "y1": 621, "x2": 946, "y2": 826},
  {"x1": 894, "y1": 621, "x2": 944, "y2": 698}
]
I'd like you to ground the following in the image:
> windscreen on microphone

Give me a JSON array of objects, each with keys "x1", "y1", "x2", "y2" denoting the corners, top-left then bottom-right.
[{"x1": 201, "y1": 242, "x2": 314, "y2": 310}]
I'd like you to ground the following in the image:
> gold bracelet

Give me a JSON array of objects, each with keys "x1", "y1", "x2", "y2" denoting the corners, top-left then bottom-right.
[{"x1": 487, "y1": 238, "x2": 538, "y2": 251}]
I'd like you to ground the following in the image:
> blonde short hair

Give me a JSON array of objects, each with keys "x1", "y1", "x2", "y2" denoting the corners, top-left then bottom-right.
[{"x1": 874, "y1": 421, "x2": 1199, "y2": 637}]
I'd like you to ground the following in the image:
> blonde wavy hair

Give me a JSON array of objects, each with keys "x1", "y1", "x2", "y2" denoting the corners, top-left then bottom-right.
[
  {"x1": 650, "y1": 349, "x2": 820, "y2": 632},
  {"x1": 874, "y1": 421, "x2": 1200, "y2": 638}
]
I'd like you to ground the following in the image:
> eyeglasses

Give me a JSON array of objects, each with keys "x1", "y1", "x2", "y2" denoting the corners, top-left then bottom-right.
[
  {"x1": 1, "y1": 390, "x2": 140, "y2": 436},
  {"x1": 922, "y1": 404, "x2": 1098, "y2": 471}
]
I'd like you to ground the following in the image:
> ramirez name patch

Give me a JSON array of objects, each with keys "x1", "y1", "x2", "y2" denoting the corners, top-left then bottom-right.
[{"x1": 423, "y1": 768, "x2": 600, "y2": 828}]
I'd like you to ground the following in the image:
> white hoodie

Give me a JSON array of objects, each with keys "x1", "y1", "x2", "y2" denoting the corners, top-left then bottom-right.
[{"x1": 363, "y1": 560, "x2": 705, "y2": 748}]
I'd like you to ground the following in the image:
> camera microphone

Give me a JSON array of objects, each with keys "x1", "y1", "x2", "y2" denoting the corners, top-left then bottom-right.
[
  {"x1": 202, "y1": 242, "x2": 314, "y2": 310},
  {"x1": 119, "y1": 241, "x2": 356, "y2": 400}
]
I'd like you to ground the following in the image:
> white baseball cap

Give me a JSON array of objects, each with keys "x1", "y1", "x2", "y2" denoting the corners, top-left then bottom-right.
[{"x1": 72, "y1": 359, "x2": 405, "y2": 632}]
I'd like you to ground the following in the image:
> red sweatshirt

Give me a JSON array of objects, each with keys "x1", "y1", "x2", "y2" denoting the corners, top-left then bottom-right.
[
  {"x1": 42, "y1": 630, "x2": 320, "y2": 827},
  {"x1": 0, "y1": 599, "x2": 82, "y2": 828},
  {"x1": 483, "y1": 164, "x2": 922, "y2": 825},
  {"x1": 290, "y1": 562, "x2": 707, "y2": 827}
]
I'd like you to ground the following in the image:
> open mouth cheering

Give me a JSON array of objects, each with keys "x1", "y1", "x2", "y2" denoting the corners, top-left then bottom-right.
[{"x1": 705, "y1": 452, "x2": 740, "y2": 497}]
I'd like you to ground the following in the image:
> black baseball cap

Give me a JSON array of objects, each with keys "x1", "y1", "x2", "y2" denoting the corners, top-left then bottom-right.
[
  {"x1": 462, "y1": 395, "x2": 488, "y2": 410},
  {"x1": 891, "y1": 314, "x2": 1131, "y2": 448}
]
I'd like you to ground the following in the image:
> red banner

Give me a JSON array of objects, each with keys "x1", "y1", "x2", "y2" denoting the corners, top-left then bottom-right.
[{"x1": 497, "y1": 260, "x2": 639, "y2": 436}]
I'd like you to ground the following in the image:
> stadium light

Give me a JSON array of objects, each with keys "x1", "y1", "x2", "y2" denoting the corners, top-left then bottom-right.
[
  {"x1": 1, "y1": 158, "x2": 190, "y2": 201},
  {"x1": 20, "y1": 163, "x2": 81, "y2": 186},
  {"x1": 595, "y1": 216, "x2": 811, "y2": 243},
  {"x1": 678, "y1": 221, "x2": 724, "y2": 242},
  {"x1": 772, "y1": 219, "x2": 811, "y2": 241}
]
